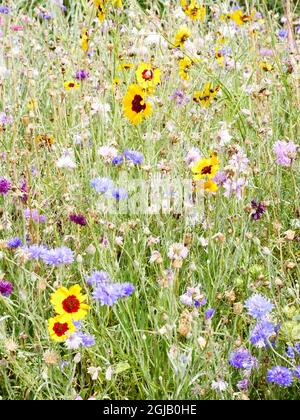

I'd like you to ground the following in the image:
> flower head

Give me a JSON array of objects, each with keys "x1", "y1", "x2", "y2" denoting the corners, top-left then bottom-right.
[
  {"x1": 0, "y1": 280, "x2": 13, "y2": 297},
  {"x1": 69, "y1": 214, "x2": 87, "y2": 226},
  {"x1": 273, "y1": 140, "x2": 297, "y2": 167},
  {"x1": 229, "y1": 348, "x2": 257, "y2": 370},
  {"x1": 42, "y1": 247, "x2": 74, "y2": 266},
  {"x1": 266, "y1": 366, "x2": 293, "y2": 387},
  {"x1": 64, "y1": 81, "x2": 80, "y2": 91},
  {"x1": 48, "y1": 315, "x2": 76, "y2": 342},
  {"x1": 124, "y1": 149, "x2": 144, "y2": 165},
  {"x1": 245, "y1": 294, "x2": 274, "y2": 319},
  {"x1": 123, "y1": 84, "x2": 152, "y2": 125},
  {"x1": 174, "y1": 26, "x2": 191, "y2": 48},
  {"x1": 93, "y1": 282, "x2": 134, "y2": 306},
  {"x1": 136, "y1": 63, "x2": 160, "y2": 91},
  {"x1": 51, "y1": 284, "x2": 89, "y2": 320},
  {"x1": 250, "y1": 320, "x2": 275, "y2": 348},
  {"x1": 91, "y1": 177, "x2": 113, "y2": 194},
  {"x1": 192, "y1": 154, "x2": 220, "y2": 181},
  {"x1": 193, "y1": 83, "x2": 220, "y2": 107},
  {"x1": 0, "y1": 178, "x2": 11, "y2": 195},
  {"x1": 86, "y1": 270, "x2": 111, "y2": 286},
  {"x1": 7, "y1": 237, "x2": 22, "y2": 248}
]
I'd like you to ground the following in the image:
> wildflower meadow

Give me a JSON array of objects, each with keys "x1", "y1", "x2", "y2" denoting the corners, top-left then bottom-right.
[{"x1": 0, "y1": 0, "x2": 299, "y2": 401}]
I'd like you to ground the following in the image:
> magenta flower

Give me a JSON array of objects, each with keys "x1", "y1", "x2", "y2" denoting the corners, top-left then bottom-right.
[
  {"x1": 0, "y1": 178, "x2": 11, "y2": 195},
  {"x1": 0, "y1": 280, "x2": 13, "y2": 297}
]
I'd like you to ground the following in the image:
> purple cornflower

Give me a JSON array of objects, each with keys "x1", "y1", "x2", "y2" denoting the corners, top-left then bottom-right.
[
  {"x1": 65, "y1": 331, "x2": 95, "y2": 350},
  {"x1": 111, "y1": 188, "x2": 128, "y2": 200},
  {"x1": 75, "y1": 69, "x2": 90, "y2": 81},
  {"x1": 24, "y1": 208, "x2": 46, "y2": 223},
  {"x1": 0, "y1": 280, "x2": 13, "y2": 297},
  {"x1": 93, "y1": 282, "x2": 134, "y2": 306},
  {"x1": 205, "y1": 308, "x2": 215, "y2": 320},
  {"x1": 180, "y1": 287, "x2": 205, "y2": 307},
  {"x1": 237, "y1": 379, "x2": 249, "y2": 391},
  {"x1": 24, "y1": 244, "x2": 47, "y2": 260},
  {"x1": 0, "y1": 112, "x2": 13, "y2": 125},
  {"x1": 251, "y1": 199, "x2": 266, "y2": 221},
  {"x1": 0, "y1": 5, "x2": 10, "y2": 14},
  {"x1": 278, "y1": 29, "x2": 289, "y2": 40},
  {"x1": 38, "y1": 11, "x2": 53, "y2": 20},
  {"x1": 286, "y1": 346, "x2": 295, "y2": 359},
  {"x1": 213, "y1": 171, "x2": 227, "y2": 186},
  {"x1": 42, "y1": 247, "x2": 74, "y2": 266},
  {"x1": 124, "y1": 149, "x2": 144, "y2": 165},
  {"x1": 266, "y1": 366, "x2": 293, "y2": 387},
  {"x1": 273, "y1": 140, "x2": 297, "y2": 167},
  {"x1": 112, "y1": 155, "x2": 124, "y2": 165},
  {"x1": 223, "y1": 178, "x2": 248, "y2": 200},
  {"x1": 170, "y1": 89, "x2": 190, "y2": 105},
  {"x1": 250, "y1": 320, "x2": 275, "y2": 348},
  {"x1": 86, "y1": 270, "x2": 111, "y2": 286},
  {"x1": 245, "y1": 294, "x2": 274, "y2": 319},
  {"x1": 229, "y1": 348, "x2": 257, "y2": 370},
  {"x1": 0, "y1": 178, "x2": 11, "y2": 195},
  {"x1": 7, "y1": 237, "x2": 22, "y2": 248},
  {"x1": 20, "y1": 179, "x2": 28, "y2": 203},
  {"x1": 69, "y1": 214, "x2": 87, "y2": 226},
  {"x1": 91, "y1": 177, "x2": 113, "y2": 193}
]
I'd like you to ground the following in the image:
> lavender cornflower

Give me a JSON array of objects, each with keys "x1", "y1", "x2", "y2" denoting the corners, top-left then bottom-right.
[
  {"x1": 213, "y1": 171, "x2": 227, "y2": 186},
  {"x1": 124, "y1": 149, "x2": 144, "y2": 165},
  {"x1": 93, "y1": 282, "x2": 134, "y2": 306},
  {"x1": 185, "y1": 148, "x2": 201, "y2": 168},
  {"x1": 0, "y1": 112, "x2": 13, "y2": 125},
  {"x1": 91, "y1": 177, "x2": 113, "y2": 193},
  {"x1": 24, "y1": 244, "x2": 48, "y2": 260},
  {"x1": 42, "y1": 247, "x2": 74, "y2": 266},
  {"x1": 229, "y1": 348, "x2": 257, "y2": 370},
  {"x1": 65, "y1": 331, "x2": 95, "y2": 350},
  {"x1": 24, "y1": 208, "x2": 46, "y2": 223},
  {"x1": 170, "y1": 89, "x2": 190, "y2": 105},
  {"x1": 223, "y1": 178, "x2": 248, "y2": 200},
  {"x1": 0, "y1": 6, "x2": 10, "y2": 14},
  {"x1": 273, "y1": 140, "x2": 297, "y2": 167},
  {"x1": 75, "y1": 69, "x2": 90, "y2": 81},
  {"x1": 0, "y1": 178, "x2": 11, "y2": 195},
  {"x1": 278, "y1": 29, "x2": 289, "y2": 40},
  {"x1": 266, "y1": 366, "x2": 293, "y2": 387},
  {"x1": 245, "y1": 294, "x2": 274, "y2": 319},
  {"x1": 7, "y1": 237, "x2": 22, "y2": 248},
  {"x1": 251, "y1": 200, "x2": 266, "y2": 221},
  {"x1": 250, "y1": 320, "x2": 275, "y2": 348},
  {"x1": 69, "y1": 214, "x2": 87, "y2": 226},
  {"x1": 86, "y1": 270, "x2": 111, "y2": 286},
  {"x1": 20, "y1": 179, "x2": 28, "y2": 203},
  {"x1": 111, "y1": 188, "x2": 128, "y2": 200},
  {"x1": 237, "y1": 379, "x2": 249, "y2": 391},
  {"x1": 286, "y1": 346, "x2": 295, "y2": 359},
  {"x1": 0, "y1": 280, "x2": 13, "y2": 297}
]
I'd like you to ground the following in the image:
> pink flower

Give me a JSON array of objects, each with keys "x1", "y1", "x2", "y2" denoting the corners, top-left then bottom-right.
[
  {"x1": 10, "y1": 25, "x2": 24, "y2": 31},
  {"x1": 273, "y1": 140, "x2": 298, "y2": 167}
]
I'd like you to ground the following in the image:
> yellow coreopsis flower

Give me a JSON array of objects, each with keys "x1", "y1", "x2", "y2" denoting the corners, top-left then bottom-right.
[
  {"x1": 81, "y1": 28, "x2": 89, "y2": 52},
  {"x1": 229, "y1": 9, "x2": 255, "y2": 26},
  {"x1": 136, "y1": 63, "x2": 160, "y2": 91},
  {"x1": 193, "y1": 83, "x2": 220, "y2": 107},
  {"x1": 192, "y1": 154, "x2": 220, "y2": 181},
  {"x1": 94, "y1": 0, "x2": 105, "y2": 22},
  {"x1": 174, "y1": 26, "x2": 191, "y2": 48},
  {"x1": 48, "y1": 315, "x2": 76, "y2": 342},
  {"x1": 51, "y1": 285, "x2": 89, "y2": 321},
  {"x1": 260, "y1": 61, "x2": 273, "y2": 72},
  {"x1": 204, "y1": 180, "x2": 219, "y2": 193},
  {"x1": 27, "y1": 98, "x2": 37, "y2": 111},
  {"x1": 36, "y1": 134, "x2": 55, "y2": 147},
  {"x1": 112, "y1": 0, "x2": 122, "y2": 7},
  {"x1": 184, "y1": 0, "x2": 206, "y2": 21},
  {"x1": 123, "y1": 84, "x2": 152, "y2": 125},
  {"x1": 178, "y1": 57, "x2": 199, "y2": 80},
  {"x1": 64, "y1": 81, "x2": 80, "y2": 91}
]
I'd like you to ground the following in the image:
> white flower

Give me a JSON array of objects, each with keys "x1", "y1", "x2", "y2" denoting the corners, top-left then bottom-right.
[
  {"x1": 56, "y1": 151, "x2": 76, "y2": 169},
  {"x1": 97, "y1": 145, "x2": 118, "y2": 163},
  {"x1": 144, "y1": 33, "x2": 167, "y2": 48},
  {"x1": 211, "y1": 380, "x2": 228, "y2": 392},
  {"x1": 65, "y1": 333, "x2": 83, "y2": 350},
  {"x1": 217, "y1": 122, "x2": 232, "y2": 147},
  {"x1": 87, "y1": 366, "x2": 101, "y2": 381},
  {"x1": 185, "y1": 147, "x2": 201, "y2": 168}
]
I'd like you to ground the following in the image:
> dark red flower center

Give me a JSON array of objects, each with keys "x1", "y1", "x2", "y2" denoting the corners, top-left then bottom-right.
[
  {"x1": 132, "y1": 95, "x2": 146, "y2": 113},
  {"x1": 201, "y1": 165, "x2": 213, "y2": 175},
  {"x1": 62, "y1": 295, "x2": 80, "y2": 313},
  {"x1": 142, "y1": 69, "x2": 153, "y2": 81},
  {"x1": 68, "y1": 83, "x2": 75, "y2": 88},
  {"x1": 53, "y1": 322, "x2": 69, "y2": 337}
]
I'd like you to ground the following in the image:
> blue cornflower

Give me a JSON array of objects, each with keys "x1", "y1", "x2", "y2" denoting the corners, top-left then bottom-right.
[
  {"x1": 124, "y1": 149, "x2": 144, "y2": 165},
  {"x1": 286, "y1": 346, "x2": 295, "y2": 359},
  {"x1": 24, "y1": 244, "x2": 48, "y2": 260},
  {"x1": 75, "y1": 69, "x2": 90, "y2": 81},
  {"x1": 93, "y1": 282, "x2": 134, "y2": 306},
  {"x1": 42, "y1": 247, "x2": 74, "y2": 266},
  {"x1": 229, "y1": 348, "x2": 257, "y2": 370},
  {"x1": 111, "y1": 188, "x2": 128, "y2": 200},
  {"x1": 266, "y1": 366, "x2": 293, "y2": 387},
  {"x1": 7, "y1": 237, "x2": 22, "y2": 248},
  {"x1": 205, "y1": 308, "x2": 215, "y2": 320},
  {"x1": 245, "y1": 294, "x2": 274, "y2": 319},
  {"x1": 112, "y1": 155, "x2": 124, "y2": 165},
  {"x1": 86, "y1": 270, "x2": 111, "y2": 286},
  {"x1": 250, "y1": 320, "x2": 275, "y2": 348},
  {"x1": 294, "y1": 366, "x2": 300, "y2": 380},
  {"x1": 91, "y1": 177, "x2": 113, "y2": 193}
]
